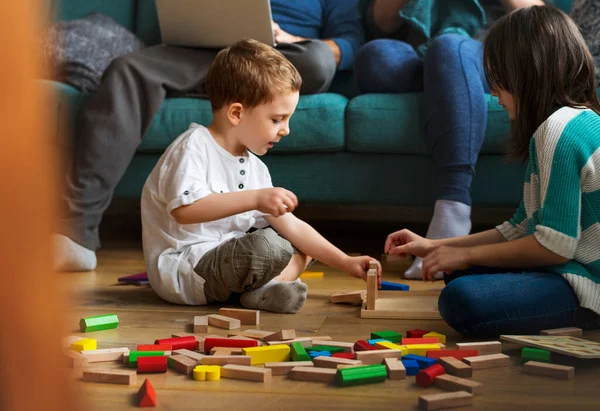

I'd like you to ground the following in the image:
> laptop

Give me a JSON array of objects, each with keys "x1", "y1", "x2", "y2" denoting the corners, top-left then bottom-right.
[{"x1": 156, "y1": 0, "x2": 275, "y2": 48}]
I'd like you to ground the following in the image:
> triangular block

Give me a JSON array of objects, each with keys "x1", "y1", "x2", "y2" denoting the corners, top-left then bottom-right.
[{"x1": 137, "y1": 378, "x2": 156, "y2": 407}]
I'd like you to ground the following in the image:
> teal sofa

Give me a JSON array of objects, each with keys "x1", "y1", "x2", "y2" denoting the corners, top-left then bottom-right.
[{"x1": 47, "y1": 0, "x2": 578, "y2": 217}]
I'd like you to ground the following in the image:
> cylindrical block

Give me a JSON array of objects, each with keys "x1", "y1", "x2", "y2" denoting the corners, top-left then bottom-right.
[
  {"x1": 137, "y1": 356, "x2": 168, "y2": 373},
  {"x1": 416, "y1": 363, "x2": 445, "y2": 388},
  {"x1": 203, "y1": 338, "x2": 258, "y2": 352},
  {"x1": 337, "y1": 364, "x2": 387, "y2": 387},
  {"x1": 155, "y1": 336, "x2": 197, "y2": 350}
]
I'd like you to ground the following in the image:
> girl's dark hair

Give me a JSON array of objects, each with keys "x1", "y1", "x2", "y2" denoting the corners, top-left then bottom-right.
[{"x1": 484, "y1": 5, "x2": 600, "y2": 161}]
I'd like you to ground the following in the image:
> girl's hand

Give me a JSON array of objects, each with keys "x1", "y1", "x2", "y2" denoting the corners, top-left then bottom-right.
[
  {"x1": 384, "y1": 229, "x2": 437, "y2": 258},
  {"x1": 422, "y1": 246, "x2": 472, "y2": 281},
  {"x1": 343, "y1": 256, "x2": 382, "y2": 286}
]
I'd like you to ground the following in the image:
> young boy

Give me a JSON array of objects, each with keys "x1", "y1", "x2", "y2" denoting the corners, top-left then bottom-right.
[{"x1": 141, "y1": 39, "x2": 381, "y2": 313}]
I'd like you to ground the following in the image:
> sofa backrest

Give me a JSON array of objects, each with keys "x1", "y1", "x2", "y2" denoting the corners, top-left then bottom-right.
[{"x1": 50, "y1": 0, "x2": 137, "y2": 31}]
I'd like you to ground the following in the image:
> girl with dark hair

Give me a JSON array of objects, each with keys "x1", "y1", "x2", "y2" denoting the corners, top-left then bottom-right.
[{"x1": 385, "y1": 5, "x2": 600, "y2": 336}]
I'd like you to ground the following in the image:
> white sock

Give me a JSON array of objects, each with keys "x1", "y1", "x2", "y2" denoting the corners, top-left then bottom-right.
[
  {"x1": 404, "y1": 200, "x2": 471, "y2": 280},
  {"x1": 240, "y1": 278, "x2": 308, "y2": 314},
  {"x1": 52, "y1": 234, "x2": 97, "y2": 272}
]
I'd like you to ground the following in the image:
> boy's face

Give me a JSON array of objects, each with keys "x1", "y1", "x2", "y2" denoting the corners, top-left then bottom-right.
[{"x1": 237, "y1": 90, "x2": 300, "y2": 156}]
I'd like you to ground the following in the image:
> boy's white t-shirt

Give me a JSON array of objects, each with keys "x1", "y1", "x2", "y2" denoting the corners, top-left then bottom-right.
[{"x1": 141, "y1": 123, "x2": 273, "y2": 305}]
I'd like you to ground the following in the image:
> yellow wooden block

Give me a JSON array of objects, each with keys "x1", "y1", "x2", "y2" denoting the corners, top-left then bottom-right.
[
  {"x1": 193, "y1": 365, "x2": 221, "y2": 381},
  {"x1": 424, "y1": 331, "x2": 446, "y2": 344},
  {"x1": 300, "y1": 271, "x2": 324, "y2": 279},
  {"x1": 404, "y1": 344, "x2": 440, "y2": 356},
  {"x1": 70, "y1": 338, "x2": 97, "y2": 352},
  {"x1": 374, "y1": 341, "x2": 408, "y2": 356},
  {"x1": 242, "y1": 344, "x2": 291, "y2": 365}
]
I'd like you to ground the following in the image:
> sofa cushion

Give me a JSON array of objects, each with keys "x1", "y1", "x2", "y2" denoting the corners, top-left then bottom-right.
[
  {"x1": 51, "y1": 0, "x2": 136, "y2": 31},
  {"x1": 136, "y1": 0, "x2": 162, "y2": 46}
]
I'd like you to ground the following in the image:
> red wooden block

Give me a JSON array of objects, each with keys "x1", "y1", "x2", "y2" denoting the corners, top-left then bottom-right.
[
  {"x1": 332, "y1": 352, "x2": 356, "y2": 359},
  {"x1": 137, "y1": 344, "x2": 173, "y2": 352},
  {"x1": 402, "y1": 337, "x2": 440, "y2": 345},
  {"x1": 137, "y1": 356, "x2": 168, "y2": 373},
  {"x1": 137, "y1": 378, "x2": 157, "y2": 407},
  {"x1": 354, "y1": 340, "x2": 377, "y2": 352},
  {"x1": 416, "y1": 364, "x2": 445, "y2": 388},
  {"x1": 406, "y1": 329, "x2": 430, "y2": 338},
  {"x1": 203, "y1": 338, "x2": 258, "y2": 352},
  {"x1": 154, "y1": 336, "x2": 196, "y2": 351},
  {"x1": 426, "y1": 350, "x2": 479, "y2": 360}
]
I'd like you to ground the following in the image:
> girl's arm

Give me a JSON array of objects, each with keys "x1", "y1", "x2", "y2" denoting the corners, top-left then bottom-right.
[{"x1": 434, "y1": 228, "x2": 507, "y2": 248}]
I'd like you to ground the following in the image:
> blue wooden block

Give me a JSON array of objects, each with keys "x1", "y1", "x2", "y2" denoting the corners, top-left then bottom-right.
[
  {"x1": 367, "y1": 338, "x2": 390, "y2": 345},
  {"x1": 403, "y1": 354, "x2": 438, "y2": 369},
  {"x1": 380, "y1": 281, "x2": 410, "y2": 291},
  {"x1": 308, "y1": 350, "x2": 331, "y2": 359},
  {"x1": 402, "y1": 359, "x2": 420, "y2": 376}
]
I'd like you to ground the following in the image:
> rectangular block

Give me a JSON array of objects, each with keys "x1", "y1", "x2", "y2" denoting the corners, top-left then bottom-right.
[
  {"x1": 79, "y1": 314, "x2": 119, "y2": 333},
  {"x1": 434, "y1": 374, "x2": 483, "y2": 395},
  {"x1": 426, "y1": 350, "x2": 479, "y2": 360},
  {"x1": 521, "y1": 347, "x2": 551, "y2": 363},
  {"x1": 405, "y1": 344, "x2": 440, "y2": 356},
  {"x1": 291, "y1": 341, "x2": 311, "y2": 361},
  {"x1": 262, "y1": 329, "x2": 296, "y2": 342},
  {"x1": 330, "y1": 290, "x2": 366, "y2": 305},
  {"x1": 65, "y1": 350, "x2": 89, "y2": 369},
  {"x1": 313, "y1": 356, "x2": 362, "y2": 368},
  {"x1": 337, "y1": 364, "x2": 388, "y2": 386},
  {"x1": 227, "y1": 329, "x2": 274, "y2": 339},
  {"x1": 129, "y1": 351, "x2": 165, "y2": 364},
  {"x1": 264, "y1": 361, "x2": 314, "y2": 375},
  {"x1": 456, "y1": 341, "x2": 502, "y2": 356},
  {"x1": 168, "y1": 354, "x2": 199, "y2": 375},
  {"x1": 204, "y1": 337, "x2": 258, "y2": 352},
  {"x1": 423, "y1": 332, "x2": 446, "y2": 344},
  {"x1": 81, "y1": 348, "x2": 129, "y2": 363},
  {"x1": 384, "y1": 357, "x2": 406, "y2": 380},
  {"x1": 306, "y1": 345, "x2": 344, "y2": 354},
  {"x1": 70, "y1": 338, "x2": 97, "y2": 352},
  {"x1": 63, "y1": 336, "x2": 83, "y2": 348},
  {"x1": 138, "y1": 344, "x2": 172, "y2": 352},
  {"x1": 374, "y1": 341, "x2": 407, "y2": 354},
  {"x1": 172, "y1": 349, "x2": 205, "y2": 362},
  {"x1": 221, "y1": 364, "x2": 272, "y2": 382},
  {"x1": 193, "y1": 316, "x2": 208, "y2": 333},
  {"x1": 218, "y1": 308, "x2": 260, "y2": 325},
  {"x1": 439, "y1": 357, "x2": 472, "y2": 378},
  {"x1": 242, "y1": 344, "x2": 291, "y2": 365},
  {"x1": 82, "y1": 369, "x2": 137, "y2": 385},
  {"x1": 209, "y1": 347, "x2": 243, "y2": 355},
  {"x1": 540, "y1": 327, "x2": 583, "y2": 337},
  {"x1": 366, "y1": 271, "x2": 377, "y2": 310},
  {"x1": 402, "y1": 337, "x2": 440, "y2": 345},
  {"x1": 418, "y1": 391, "x2": 473, "y2": 410},
  {"x1": 522, "y1": 361, "x2": 574, "y2": 380},
  {"x1": 407, "y1": 329, "x2": 429, "y2": 338},
  {"x1": 402, "y1": 359, "x2": 420, "y2": 376},
  {"x1": 355, "y1": 349, "x2": 402, "y2": 365},
  {"x1": 201, "y1": 355, "x2": 251, "y2": 366},
  {"x1": 207, "y1": 314, "x2": 241, "y2": 330},
  {"x1": 403, "y1": 354, "x2": 437, "y2": 369},
  {"x1": 289, "y1": 366, "x2": 337, "y2": 383},
  {"x1": 463, "y1": 353, "x2": 510, "y2": 369},
  {"x1": 371, "y1": 330, "x2": 402, "y2": 343},
  {"x1": 311, "y1": 340, "x2": 354, "y2": 353},
  {"x1": 269, "y1": 337, "x2": 313, "y2": 347}
]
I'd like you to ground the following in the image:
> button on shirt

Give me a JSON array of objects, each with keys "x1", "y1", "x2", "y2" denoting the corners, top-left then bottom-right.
[{"x1": 141, "y1": 123, "x2": 273, "y2": 305}]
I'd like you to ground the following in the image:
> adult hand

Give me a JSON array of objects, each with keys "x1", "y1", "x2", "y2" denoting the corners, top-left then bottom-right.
[
  {"x1": 384, "y1": 229, "x2": 437, "y2": 258},
  {"x1": 422, "y1": 246, "x2": 472, "y2": 281},
  {"x1": 272, "y1": 21, "x2": 305, "y2": 44}
]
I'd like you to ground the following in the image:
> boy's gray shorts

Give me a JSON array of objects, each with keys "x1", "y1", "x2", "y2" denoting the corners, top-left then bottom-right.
[{"x1": 194, "y1": 228, "x2": 294, "y2": 304}]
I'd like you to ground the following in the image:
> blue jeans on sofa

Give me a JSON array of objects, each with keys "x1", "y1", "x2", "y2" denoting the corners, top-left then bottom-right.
[
  {"x1": 354, "y1": 34, "x2": 489, "y2": 206},
  {"x1": 439, "y1": 266, "x2": 600, "y2": 337}
]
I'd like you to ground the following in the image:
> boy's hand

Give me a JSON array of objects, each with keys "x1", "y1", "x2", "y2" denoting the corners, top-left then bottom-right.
[
  {"x1": 256, "y1": 187, "x2": 298, "y2": 217},
  {"x1": 343, "y1": 256, "x2": 382, "y2": 286},
  {"x1": 385, "y1": 229, "x2": 437, "y2": 258},
  {"x1": 422, "y1": 246, "x2": 472, "y2": 281}
]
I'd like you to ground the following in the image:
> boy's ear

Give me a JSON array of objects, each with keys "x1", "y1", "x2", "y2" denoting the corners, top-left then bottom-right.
[{"x1": 227, "y1": 102, "x2": 244, "y2": 125}]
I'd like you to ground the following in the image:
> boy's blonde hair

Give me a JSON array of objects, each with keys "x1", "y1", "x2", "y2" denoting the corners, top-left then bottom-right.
[{"x1": 205, "y1": 39, "x2": 302, "y2": 111}]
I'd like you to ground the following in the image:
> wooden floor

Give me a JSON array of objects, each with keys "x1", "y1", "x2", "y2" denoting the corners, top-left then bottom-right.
[{"x1": 64, "y1": 245, "x2": 600, "y2": 411}]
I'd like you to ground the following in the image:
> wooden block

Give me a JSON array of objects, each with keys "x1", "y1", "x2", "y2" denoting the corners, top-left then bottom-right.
[
  {"x1": 424, "y1": 332, "x2": 446, "y2": 344},
  {"x1": 330, "y1": 290, "x2": 367, "y2": 305},
  {"x1": 138, "y1": 344, "x2": 172, "y2": 352},
  {"x1": 79, "y1": 314, "x2": 119, "y2": 333},
  {"x1": 262, "y1": 329, "x2": 296, "y2": 342},
  {"x1": 221, "y1": 364, "x2": 272, "y2": 382},
  {"x1": 439, "y1": 357, "x2": 472, "y2": 378},
  {"x1": 264, "y1": 361, "x2": 314, "y2": 375},
  {"x1": 418, "y1": 391, "x2": 473, "y2": 410},
  {"x1": 267, "y1": 337, "x2": 313, "y2": 347},
  {"x1": 540, "y1": 327, "x2": 583, "y2": 337},
  {"x1": 65, "y1": 350, "x2": 89, "y2": 369},
  {"x1": 193, "y1": 316, "x2": 208, "y2": 333},
  {"x1": 313, "y1": 356, "x2": 362, "y2": 368},
  {"x1": 201, "y1": 355, "x2": 252, "y2": 366},
  {"x1": 81, "y1": 348, "x2": 129, "y2": 363},
  {"x1": 137, "y1": 356, "x2": 168, "y2": 373},
  {"x1": 416, "y1": 364, "x2": 446, "y2": 388},
  {"x1": 427, "y1": 350, "x2": 479, "y2": 360},
  {"x1": 196, "y1": 334, "x2": 223, "y2": 352},
  {"x1": 366, "y1": 270, "x2": 377, "y2": 310},
  {"x1": 122, "y1": 354, "x2": 129, "y2": 364},
  {"x1": 405, "y1": 344, "x2": 441, "y2": 356},
  {"x1": 384, "y1": 357, "x2": 406, "y2": 380},
  {"x1": 288, "y1": 366, "x2": 337, "y2": 383},
  {"x1": 355, "y1": 349, "x2": 402, "y2": 365},
  {"x1": 242, "y1": 344, "x2": 291, "y2": 365},
  {"x1": 172, "y1": 349, "x2": 205, "y2": 362},
  {"x1": 193, "y1": 365, "x2": 221, "y2": 381},
  {"x1": 374, "y1": 341, "x2": 407, "y2": 355},
  {"x1": 434, "y1": 374, "x2": 483, "y2": 395},
  {"x1": 337, "y1": 364, "x2": 388, "y2": 386},
  {"x1": 137, "y1": 378, "x2": 156, "y2": 407},
  {"x1": 463, "y1": 353, "x2": 510, "y2": 369},
  {"x1": 70, "y1": 338, "x2": 97, "y2": 352},
  {"x1": 218, "y1": 308, "x2": 260, "y2": 325},
  {"x1": 168, "y1": 354, "x2": 199, "y2": 375},
  {"x1": 402, "y1": 337, "x2": 440, "y2": 345},
  {"x1": 300, "y1": 271, "x2": 324, "y2": 278},
  {"x1": 209, "y1": 347, "x2": 243, "y2": 355},
  {"x1": 227, "y1": 329, "x2": 275, "y2": 339},
  {"x1": 207, "y1": 314, "x2": 241, "y2": 330},
  {"x1": 82, "y1": 368, "x2": 137, "y2": 385},
  {"x1": 313, "y1": 336, "x2": 333, "y2": 342},
  {"x1": 63, "y1": 336, "x2": 83, "y2": 348},
  {"x1": 456, "y1": 341, "x2": 502, "y2": 356},
  {"x1": 204, "y1": 337, "x2": 258, "y2": 352},
  {"x1": 522, "y1": 361, "x2": 574, "y2": 380},
  {"x1": 171, "y1": 333, "x2": 196, "y2": 338},
  {"x1": 311, "y1": 340, "x2": 354, "y2": 353}
]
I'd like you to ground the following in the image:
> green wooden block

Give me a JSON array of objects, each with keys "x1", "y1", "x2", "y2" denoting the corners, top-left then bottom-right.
[
  {"x1": 337, "y1": 364, "x2": 388, "y2": 387},
  {"x1": 79, "y1": 314, "x2": 119, "y2": 332},
  {"x1": 291, "y1": 342, "x2": 311, "y2": 361},
  {"x1": 370, "y1": 330, "x2": 402, "y2": 343},
  {"x1": 129, "y1": 351, "x2": 165, "y2": 364},
  {"x1": 521, "y1": 347, "x2": 551, "y2": 363},
  {"x1": 305, "y1": 345, "x2": 344, "y2": 354}
]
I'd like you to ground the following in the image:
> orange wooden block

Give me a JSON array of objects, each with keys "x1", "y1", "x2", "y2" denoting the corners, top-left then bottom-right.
[{"x1": 137, "y1": 378, "x2": 157, "y2": 407}]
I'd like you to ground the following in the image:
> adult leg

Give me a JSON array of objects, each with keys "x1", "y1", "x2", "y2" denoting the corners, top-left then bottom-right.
[
  {"x1": 353, "y1": 39, "x2": 423, "y2": 94},
  {"x1": 439, "y1": 268, "x2": 600, "y2": 336},
  {"x1": 404, "y1": 34, "x2": 489, "y2": 279},
  {"x1": 276, "y1": 40, "x2": 337, "y2": 94},
  {"x1": 55, "y1": 45, "x2": 218, "y2": 271}
]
